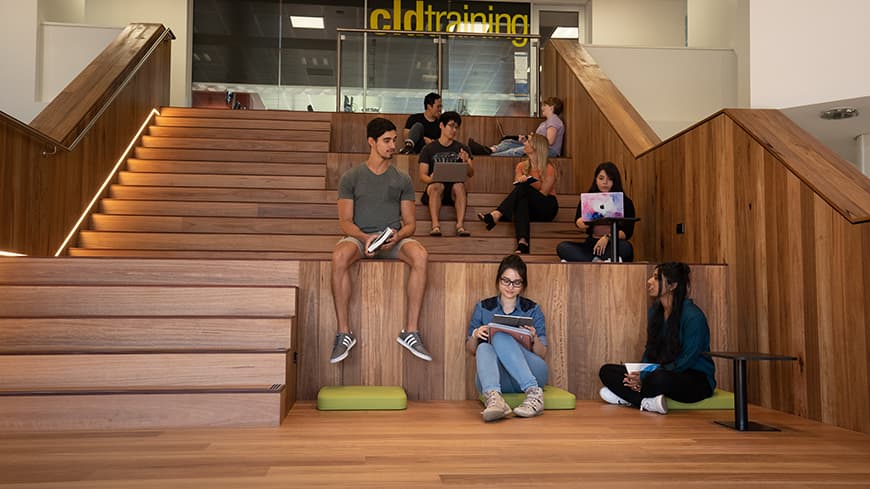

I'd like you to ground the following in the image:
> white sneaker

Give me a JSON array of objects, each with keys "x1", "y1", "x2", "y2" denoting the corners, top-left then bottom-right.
[
  {"x1": 640, "y1": 394, "x2": 668, "y2": 414},
  {"x1": 599, "y1": 387, "x2": 631, "y2": 406}
]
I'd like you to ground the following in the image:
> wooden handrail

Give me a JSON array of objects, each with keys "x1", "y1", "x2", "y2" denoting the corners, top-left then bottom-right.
[
  {"x1": 549, "y1": 39, "x2": 661, "y2": 156},
  {"x1": 0, "y1": 23, "x2": 173, "y2": 256},
  {"x1": 3, "y1": 23, "x2": 174, "y2": 151}
]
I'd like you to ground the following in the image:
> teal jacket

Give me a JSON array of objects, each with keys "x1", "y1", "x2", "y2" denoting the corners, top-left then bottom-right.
[{"x1": 642, "y1": 299, "x2": 716, "y2": 391}]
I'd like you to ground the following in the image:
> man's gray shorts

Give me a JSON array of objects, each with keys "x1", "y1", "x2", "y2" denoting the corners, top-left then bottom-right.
[{"x1": 338, "y1": 236, "x2": 419, "y2": 260}]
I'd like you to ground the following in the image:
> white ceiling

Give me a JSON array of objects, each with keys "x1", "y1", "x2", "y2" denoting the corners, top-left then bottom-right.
[{"x1": 781, "y1": 95, "x2": 869, "y2": 170}]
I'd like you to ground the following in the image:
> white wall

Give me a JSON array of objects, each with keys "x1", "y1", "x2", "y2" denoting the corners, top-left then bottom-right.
[
  {"x1": 0, "y1": 1, "x2": 42, "y2": 122},
  {"x1": 686, "y1": 0, "x2": 749, "y2": 107},
  {"x1": 83, "y1": 0, "x2": 190, "y2": 107},
  {"x1": 40, "y1": 23, "x2": 121, "y2": 102},
  {"x1": 859, "y1": 133, "x2": 869, "y2": 176},
  {"x1": 589, "y1": 0, "x2": 686, "y2": 47},
  {"x1": 585, "y1": 45, "x2": 737, "y2": 140},
  {"x1": 749, "y1": 0, "x2": 870, "y2": 108},
  {"x1": 38, "y1": 0, "x2": 85, "y2": 23}
]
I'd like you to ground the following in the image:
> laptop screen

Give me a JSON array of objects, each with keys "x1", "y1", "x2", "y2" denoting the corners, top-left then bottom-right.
[{"x1": 580, "y1": 192, "x2": 625, "y2": 221}]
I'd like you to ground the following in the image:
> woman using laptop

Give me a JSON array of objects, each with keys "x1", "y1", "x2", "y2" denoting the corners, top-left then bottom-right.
[
  {"x1": 476, "y1": 134, "x2": 559, "y2": 254},
  {"x1": 556, "y1": 161, "x2": 636, "y2": 262},
  {"x1": 467, "y1": 97, "x2": 565, "y2": 158},
  {"x1": 597, "y1": 262, "x2": 716, "y2": 414},
  {"x1": 466, "y1": 255, "x2": 548, "y2": 422}
]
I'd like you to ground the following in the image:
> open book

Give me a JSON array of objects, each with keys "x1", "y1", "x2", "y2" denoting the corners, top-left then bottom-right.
[
  {"x1": 366, "y1": 227, "x2": 395, "y2": 254},
  {"x1": 485, "y1": 314, "x2": 534, "y2": 350}
]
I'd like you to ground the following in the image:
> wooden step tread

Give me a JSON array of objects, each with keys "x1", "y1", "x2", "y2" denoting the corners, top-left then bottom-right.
[
  {"x1": 0, "y1": 257, "x2": 299, "y2": 286},
  {"x1": 117, "y1": 172, "x2": 326, "y2": 189},
  {"x1": 77, "y1": 231, "x2": 568, "y2": 254},
  {"x1": 89, "y1": 214, "x2": 581, "y2": 237},
  {"x1": 154, "y1": 115, "x2": 330, "y2": 131},
  {"x1": 134, "y1": 147, "x2": 327, "y2": 164},
  {"x1": 148, "y1": 126, "x2": 330, "y2": 142},
  {"x1": 68, "y1": 248, "x2": 565, "y2": 262},
  {"x1": 0, "y1": 317, "x2": 294, "y2": 352},
  {"x1": 107, "y1": 186, "x2": 581, "y2": 207},
  {"x1": 160, "y1": 106, "x2": 332, "y2": 121},
  {"x1": 140, "y1": 135, "x2": 328, "y2": 152},
  {"x1": 0, "y1": 285, "x2": 296, "y2": 317},
  {"x1": 0, "y1": 391, "x2": 287, "y2": 429},
  {"x1": 0, "y1": 384, "x2": 285, "y2": 396},
  {"x1": 126, "y1": 159, "x2": 327, "y2": 176},
  {"x1": 0, "y1": 352, "x2": 288, "y2": 389},
  {"x1": 99, "y1": 199, "x2": 577, "y2": 221}
]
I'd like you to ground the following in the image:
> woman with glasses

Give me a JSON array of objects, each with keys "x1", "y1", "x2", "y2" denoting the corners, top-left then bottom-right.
[
  {"x1": 476, "y1": 134, "x2": 558, "y2": 254},
  {"x1": 466, "y1": 254, "x2": 548, "y2": 421},
  {"x1": 467, "y1": 97, "x2": 564, "y2": 157}
]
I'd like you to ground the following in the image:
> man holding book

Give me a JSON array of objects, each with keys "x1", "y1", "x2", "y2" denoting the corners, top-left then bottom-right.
[
  {"x1": 466, "y1": 255, "x2": 548, "y2": 421},
  {"x1": 417, "y1": 111, "x2": 475, "y2": 237},
  {"x1": 329, "y1": 117, "x2": 432, "y2": 364}
]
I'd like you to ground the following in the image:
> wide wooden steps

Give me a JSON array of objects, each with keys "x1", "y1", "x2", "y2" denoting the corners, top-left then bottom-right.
[
  {"x1": 73, "y1": 107, "x2": 587, "y2": 262},
  {"x1": 0, "y1": 257, "x2": 299, "y2": 431}
]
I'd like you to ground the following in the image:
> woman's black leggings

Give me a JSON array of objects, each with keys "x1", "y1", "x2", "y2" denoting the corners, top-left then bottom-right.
[
  {"x1": 599, "y1": 363, "x2": 713, "y2": 407},
  {"x1": 496, "y1": 183, "x2": 558, "y2": 243}
]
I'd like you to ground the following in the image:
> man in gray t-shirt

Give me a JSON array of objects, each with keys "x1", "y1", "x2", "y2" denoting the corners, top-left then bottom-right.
[{"x1": 329, "y1": 117, "x2": 432, "y2": 365}]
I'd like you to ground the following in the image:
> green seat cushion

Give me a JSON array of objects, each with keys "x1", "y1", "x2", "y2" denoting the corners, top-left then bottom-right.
[
  {"x1": 667, "y1": 389, "x2": 734, "y2": 410},
  {"x1": 317, "y1": 385, "x2": 407, "y2": 411},
  {"x1": 479, "y1": 385, "x2": 576, "y2": 410}
]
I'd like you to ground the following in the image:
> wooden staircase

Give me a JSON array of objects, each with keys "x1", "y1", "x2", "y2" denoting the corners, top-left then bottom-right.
[
  {"x1": 70, "y1": 107, "x2": 581, "y2": 262},
  {"x1": 0, "y1": 258, "x2": 298, "y2": 431}
]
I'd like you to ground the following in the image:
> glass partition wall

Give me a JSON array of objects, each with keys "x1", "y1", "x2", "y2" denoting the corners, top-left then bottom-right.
[
  {"x1": 192, "y1": 0, "x2": 541, "y2": 116},
  {"x1": 337, "y1": 29, "x2": 539, "y2": 116}
]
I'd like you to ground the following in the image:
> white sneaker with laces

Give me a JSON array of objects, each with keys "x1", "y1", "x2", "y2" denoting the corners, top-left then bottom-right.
[
  {"x1": 640, "y1": 394, "x2": 668, "y2": 414},
  {"x1": 599, "y1": 387, "x2": 631, "y2": 406}
]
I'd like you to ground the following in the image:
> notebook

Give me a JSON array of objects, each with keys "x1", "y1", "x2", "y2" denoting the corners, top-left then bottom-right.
[
  {"x1": 485, "y1": 314, "x2": 534, "y2": 351},
  {"x1": 580, "y1": 192, "x2": 625, "y2": 221},
  {"x1": 430, "y1": 162, "x2": 469, "y2": 183}
]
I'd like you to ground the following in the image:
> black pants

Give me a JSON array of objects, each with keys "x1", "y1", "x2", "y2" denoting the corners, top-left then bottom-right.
[
  {"x1": 496, "y1": 183, "x2": 558, "y2": 243},
  {"x1": 599, "y1": 363, "x2": 713, "y2": 407},
  {"x1": 557, "y1": 238, "x2": 634, "y2": 262}
]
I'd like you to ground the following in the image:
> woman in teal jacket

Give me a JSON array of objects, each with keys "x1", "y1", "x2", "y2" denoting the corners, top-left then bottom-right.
[{"x1": 598, "y1": 262, "x2": 716, "y2": 414}]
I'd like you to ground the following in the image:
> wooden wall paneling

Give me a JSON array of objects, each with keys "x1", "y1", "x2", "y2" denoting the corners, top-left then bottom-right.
[
  {"x1": 799, "y1": 179, "x2": 822, "y2": 422},
  {"x1": 528, "y1": 264, "x2": 570, "y2": 390},
  {"x1": 404, "y1": 262, "x2": 445, "y2": 401},
  {"x1": 687, "y1": 264, "x2": 734, "y2": 392},
  {"x1": 567, "y1": 264, "x2": 649, "y2": 400},
  {"x1": 355, "y1": 262, "x2": 406, "y2": 388},
  {"x1": 296, "y1": 261, "x2": 340, "y2": 398}
]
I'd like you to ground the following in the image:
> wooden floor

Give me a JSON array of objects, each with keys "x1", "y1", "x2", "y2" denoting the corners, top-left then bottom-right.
[{"x1": 3, "y1": 401, "x2": 869, "y2": 488}]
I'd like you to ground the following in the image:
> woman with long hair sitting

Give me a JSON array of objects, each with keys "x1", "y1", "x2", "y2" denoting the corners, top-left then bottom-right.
[
  {"x1": 598, "y1": 262, "x2": 716, "y2": 414},
  {"x1": 476, "y1": 134, "x2": 559, "y2": 254},
  {"x1": 557, "y1": 161, "x2": 635, "y2": 262}
]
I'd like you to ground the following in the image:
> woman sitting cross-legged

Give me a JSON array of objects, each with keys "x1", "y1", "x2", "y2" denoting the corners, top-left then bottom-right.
[
  {"x1": 557, "y1": 161, "x2": 636, "y2": 262},
  {"x1": 476, "y1": 134, "x2": 559, "y2": 254},
  {"x1": 467, "y1": 255, "x2": 548, "y2": 422},
  {"x1": 598, "y1": 262, "x2": 716, "y2": 414}
]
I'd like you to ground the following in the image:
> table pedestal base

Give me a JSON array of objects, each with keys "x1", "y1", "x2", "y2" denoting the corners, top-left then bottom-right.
[{"x1": 714, "y1": 420, "x2": 781, "y2": 432}]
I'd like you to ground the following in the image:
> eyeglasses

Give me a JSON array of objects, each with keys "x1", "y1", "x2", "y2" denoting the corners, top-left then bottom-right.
[{"x1": 499, "y1": 276, "x2": 524, "y2": 288}]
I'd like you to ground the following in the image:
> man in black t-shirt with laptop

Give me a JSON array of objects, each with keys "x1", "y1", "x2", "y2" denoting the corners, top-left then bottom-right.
[{"x1": 418, "y1": 111, "x2": 474, "y2": 237}]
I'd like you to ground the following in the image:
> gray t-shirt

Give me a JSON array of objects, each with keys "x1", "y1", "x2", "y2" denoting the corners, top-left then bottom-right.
[{"x1": 337, "y1": 163, "x2": 415, "y2": 234}]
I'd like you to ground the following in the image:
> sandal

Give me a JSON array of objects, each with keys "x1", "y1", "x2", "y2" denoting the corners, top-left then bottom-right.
[
  {"x1": 429, "y1": 226, "x2": 442, "y2": 237},
  {"x1": 477, "y1": 212, "x2": 496, "y2": 231},
  {"x1": 456, "y1": 226, "x2": 471, "y2": 237}
]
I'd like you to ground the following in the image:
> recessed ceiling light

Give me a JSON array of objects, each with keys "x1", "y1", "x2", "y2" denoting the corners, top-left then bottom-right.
[
  {"x1": 820, "y1": 107, "x2": 859, "y2": 120},
  {"x1": 290, "y1": 16, "x2": 325, "y2": 29}
]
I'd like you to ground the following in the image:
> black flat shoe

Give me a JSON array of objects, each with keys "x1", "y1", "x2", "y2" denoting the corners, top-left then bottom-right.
[
  {"x1": 468, "y1": 138, "x2": 492, "y2": 156},
  {"x1": 515, "y1": 242, "x2": 530, "y2": 254},
  {"x1": 477, "y1": 212, "x2": 496, "y2": 231}
]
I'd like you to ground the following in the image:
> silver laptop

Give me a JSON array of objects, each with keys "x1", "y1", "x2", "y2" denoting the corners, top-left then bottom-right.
[{"x1": 430, "y1": 162, "x2": 469, "y2": 183}]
